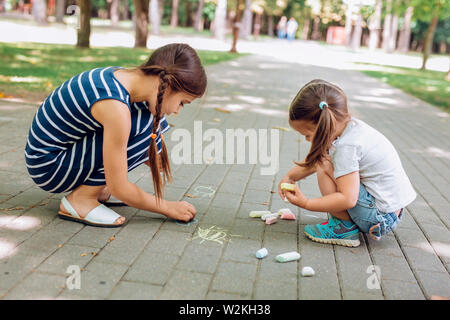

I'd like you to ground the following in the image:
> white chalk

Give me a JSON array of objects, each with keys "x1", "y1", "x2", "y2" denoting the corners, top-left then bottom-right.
[
  {"x1": 261, "y1": 213, "x2": 278, "y2": 221},
  {"x1": 249, "y1": 210, "x2": 271, "y2": 218},
  {"x1": 301, "y1": 266, "x2": 315, "y2": 277},
  {"x1": 276, "y1": 251, "x2": 301, "y2": 263},
  {"x1": 256, "y1": 248, "x2": 268, "y2": 259}
]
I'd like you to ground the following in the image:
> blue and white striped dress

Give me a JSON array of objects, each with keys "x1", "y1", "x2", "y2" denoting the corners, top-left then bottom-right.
[{"x1": 24, "y1": 66, "x2": 170, "y2": 194}]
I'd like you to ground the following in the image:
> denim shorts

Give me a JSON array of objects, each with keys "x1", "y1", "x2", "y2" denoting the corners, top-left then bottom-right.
[{"x1": 347, "y1": 184, "x2": 402, "y2": 239}]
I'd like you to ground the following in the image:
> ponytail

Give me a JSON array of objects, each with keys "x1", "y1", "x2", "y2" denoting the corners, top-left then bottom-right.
[{"x1": 289, "y1": 79, "x2": 349, "y2": 170}]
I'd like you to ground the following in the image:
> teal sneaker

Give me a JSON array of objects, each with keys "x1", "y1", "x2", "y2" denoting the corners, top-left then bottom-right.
[{"x1": 304, "y1": 216, "x2": 360, "y2": 247}]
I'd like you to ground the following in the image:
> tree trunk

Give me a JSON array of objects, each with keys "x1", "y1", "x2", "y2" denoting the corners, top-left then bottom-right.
[
  {"x1": 421, "y1": 4, "x2": 441, "y2": 70},
  {"x1": 311, "y1": 16, "x2": 321, "y2": 40},
  {"x1": 110, "y1": 0, "x2": 120, "y2": 26},
  {"x1": 351, "y1": 12, "x2": 362, "y2": 50},
  {"x1": 368, "y1": 0, "x2": 381, "y2": 50},
  {"x1": 55, "y1": 0, "x2": 65, "y2": 23},
  {"x1": 239, "y1": 0, "x2": 252, "y2": 39},
  {"x1": 171, "y1": 0, "x2": 179, "y2": 28},
  {"x1": 213, "y1": 0, "x2": 227, "y2": 40},
  {"x1": 344, "y1": 1, "x2": 353, "y2": 46},
  {"x1": 387, "y1": 13, "x2": 398, "y2": 53},
  {"x1": 382, "y1": 0, "x2": 392, "y2": 51},
  {"x1": 32, "y1": 0, "x2": 47, "y2": 24},
  {"x1": 194, "y1": 0, "x2": 204, "y2": 31},
  {"x1": 302, "y1": 18, "x2": 310, "y2": 40},
  {"x1": 185, "y1": 0, "x2": 193, "y2": 27},
  {"x1": 397, "y1": 6, "x2": 413, "y2": 53},
  {"x1": 76, "y1": 0, "x2": 91, "y2": 48},
  {"x1": 230, "y1": 0, "x2": 242, "y2": 52},
  {"x1": 121, "y1": 1, "x2": 130, "y2": 20},
  {"x1": 133, "y1": 0, "x2": 149, "y2": 48},
  {"x1": 149, "y1": 0, "x2": 160, "y2": 35},
  {"x1": 253, "y1": 12, "x2": 262, "y2": 39},
  {"x1": 267, "y1": 13, "x2": 274, "y2": 37}
]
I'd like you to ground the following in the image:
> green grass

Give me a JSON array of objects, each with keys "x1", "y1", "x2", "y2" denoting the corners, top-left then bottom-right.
[
  {"x1": 360, "y1": 63, "x2": 449, "y2": 112},
  {"x1": 0, "y1": 41, "x2": 245, "y2": 101}
]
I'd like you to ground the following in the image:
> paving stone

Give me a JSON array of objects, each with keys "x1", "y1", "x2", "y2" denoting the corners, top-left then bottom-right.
[
  {"x1": 222, "y1": 238, "x2": 262, "y2": 264},
  {"x1": 415, "y1": 270, "x2": 450, "y2": 299},
  {"x1": 402, "y1": 246, "x2": 447, "y2": 273},
  {"x1": 109, "y1": 281, "x2": 163, "y2": 300},
  {"x1": 176, "y1": 239, "x2": 223, "y2": 274},
  {"x1": 159, "y1": 270, "x2": 212, "y2": 299},
  {"x1": 123, "y1": 252, "x2": 179, "y2": 286},
  {"x1": 206, "y1": 291, "x2": 250, "y2": 300},
  {"x1": 145, "y1": 230, "x2": 190, "y2": 256},
  {"x1": 211, "y1": 261, "x2": 257, "y2": 295},
  {"x1": 3, "y1": 271, "x2": 66, "y2": 300},
  {"x1": 201, "y1": 206, "x2": 236, "y2": 227},
  {"x1": 37, "y1": 244, "x2": 99, "y2": 276},
  {"x1": 381, "y1": 280, "x2": 425, "y2": 300},
  {"x1": 0, "y1": 253, "x2": 47, "y2": 291}
]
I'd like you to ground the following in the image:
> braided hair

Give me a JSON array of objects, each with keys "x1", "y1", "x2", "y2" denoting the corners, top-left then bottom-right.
[{"x1": 138, "y1": 44, "x2": 207, "y2": 201}]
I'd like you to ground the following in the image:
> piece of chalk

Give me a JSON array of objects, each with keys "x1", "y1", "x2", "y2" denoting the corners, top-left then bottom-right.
[
  {"x1": 281, "y1": 212, "x2": 296, "y2": 220},
  {"x1": 249, "y1": 210, "x2": 271, "y2": 218},
  {"x1": 276, "y1": 251, "x2": 301, "y2": 263},
  {"x1": 256, "y1": 248, "x2": 268, "y2": 259},
  {"x1": 278, "y1": 208, "x2": 293, "y2": 216},
  {"x1": 261, "y1": 213, "x2": 278, "y2": 221},
  {"x1": 265, "y1": 216, "x2": 278, "y2": 225},
  {"x1": 301, "y1": 266, "x2": 315, "y2": 277},
  {"x1": 283, "y1": 197, "x2": 288, "y2": 202},
  {"x1": 280, "y1": 183, "x2": 295, "y2": 192}
]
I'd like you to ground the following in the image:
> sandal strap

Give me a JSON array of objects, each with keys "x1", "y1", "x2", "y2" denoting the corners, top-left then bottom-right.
[
  {"x1": 85, "y1": 204, "x2": 121, "y2": 225},
  {"x1": 61, "y1": 196, "x2": 81, "y2": 219}
]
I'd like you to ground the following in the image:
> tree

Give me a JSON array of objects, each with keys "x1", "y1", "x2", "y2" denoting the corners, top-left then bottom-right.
[
  {"x1": 230, "y1": 0, "x2": 243, "y2": 52},
  {"x1": 397, "y1": 5, "x2": 414, "y2": 52},
  {"x1": 421, "y1": 2, "x2": 441, "y2": 69},
  {"x1": 382, "y1": 0, "x2": 392, "y2": 50},
  {"x1": 194, "y1": 0, "x2": 205, "y2": 31},
  {"x1": 77, "y1": 0, "x2": 91, "y2": 48},
  {"x1": 213, "y1": 0, "x2": 227, "y2": 40},
  {"x1": 171, "y1": 0, "x2": 179, "y2": 27},
  {"x1": 109, "y1": 0, "x2": 120, "y2": 26},
  {"x1": 55, "y1": 0, "x2": 65, "y2": 23},
  {"x1": 32, "y1": 0, "x2": 47, "y2": 24},
  {"x1": 133, "y1": 0, "x2": 149, "y2": 47},
  {"x1": 240, "y1": 0, "x2": 253, "y2": 39},
  {"x1": 149, "y1": 0, "x2": 161, "y2": 35},
  {"x1": 368, "y1": 0, "x2": 382, "y2": 50},
  {"x1": 351, "y1": 11, "x2": 363, "y2": 49}
]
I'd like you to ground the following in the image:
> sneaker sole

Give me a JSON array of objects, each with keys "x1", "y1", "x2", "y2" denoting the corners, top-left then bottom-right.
[{"x1": 304, "y1": 231, "x2": 360, "y2": 247}]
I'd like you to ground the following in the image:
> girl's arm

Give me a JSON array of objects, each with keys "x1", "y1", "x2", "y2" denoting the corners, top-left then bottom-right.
[
  {"x1": 278, "y1": 160, "x2": 316, "y2": 199},
  {"x1": 91, "y1": 100, "x2": 195, "y2": 221},
  {"x1": 285, "y1": 171, "x2": 360, "y2": 212}
]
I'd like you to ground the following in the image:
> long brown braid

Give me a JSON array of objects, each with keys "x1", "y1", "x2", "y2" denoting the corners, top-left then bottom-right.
[
  {"x1": 289, "y1": 79, "x2": 350, "y2": 170},
  {"x1": 137, "y1": 44, "x2": 207, "y2": 201}
]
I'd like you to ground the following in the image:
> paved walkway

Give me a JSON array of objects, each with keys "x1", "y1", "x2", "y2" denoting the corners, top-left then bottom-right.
[{"x1": 0, "y1": 54, "x2": 449, "y2": 300}]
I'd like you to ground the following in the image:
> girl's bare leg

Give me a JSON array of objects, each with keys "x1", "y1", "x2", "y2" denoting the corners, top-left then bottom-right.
[
  {"x1": 316, "y1": 160, "x2": 352, "y2": 222},
  {"x1": 59, "y1": 184, "x2": 125, "y2": 225}
]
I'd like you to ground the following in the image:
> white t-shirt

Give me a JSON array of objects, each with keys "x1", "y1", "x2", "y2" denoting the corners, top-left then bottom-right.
[{"x1": 328, "y1": 117, "x2": 416, "y2": 213}]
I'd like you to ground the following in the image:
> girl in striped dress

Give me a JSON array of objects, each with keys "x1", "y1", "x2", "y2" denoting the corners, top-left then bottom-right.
[{"x1": 24, "y1": 43, "x2": 207, "y2": 227}]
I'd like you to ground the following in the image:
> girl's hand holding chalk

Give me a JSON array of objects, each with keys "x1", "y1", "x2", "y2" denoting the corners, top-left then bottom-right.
[
  {"x1": 284, "y1": 184, "x2": 309, "y2": 209},
  {"x1": 278, "y1": 176, "x2": 295, "y2": 201}
]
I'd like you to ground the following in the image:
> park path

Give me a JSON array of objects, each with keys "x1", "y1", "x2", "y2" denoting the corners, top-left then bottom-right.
[{"x1": 0, "y1": 54, "x2": 449, "y2": 300}]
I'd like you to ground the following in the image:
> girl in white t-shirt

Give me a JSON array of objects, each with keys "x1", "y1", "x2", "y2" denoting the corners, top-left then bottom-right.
[{"x1": 279, "y1": 79, "x2": 416, "y2": 247}]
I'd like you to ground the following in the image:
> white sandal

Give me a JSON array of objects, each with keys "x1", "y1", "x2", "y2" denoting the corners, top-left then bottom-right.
[{"x1": 58, "y1": 196, "x2": 125, "y2": 228}]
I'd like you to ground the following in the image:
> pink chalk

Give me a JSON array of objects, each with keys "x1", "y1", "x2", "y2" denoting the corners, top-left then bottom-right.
[
  {"x1": 265, "y1": 216, "x2": 278, "y2": 225},
  {"x1": 281, "y1": 212, "x2": 296, "y2": 220}
]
